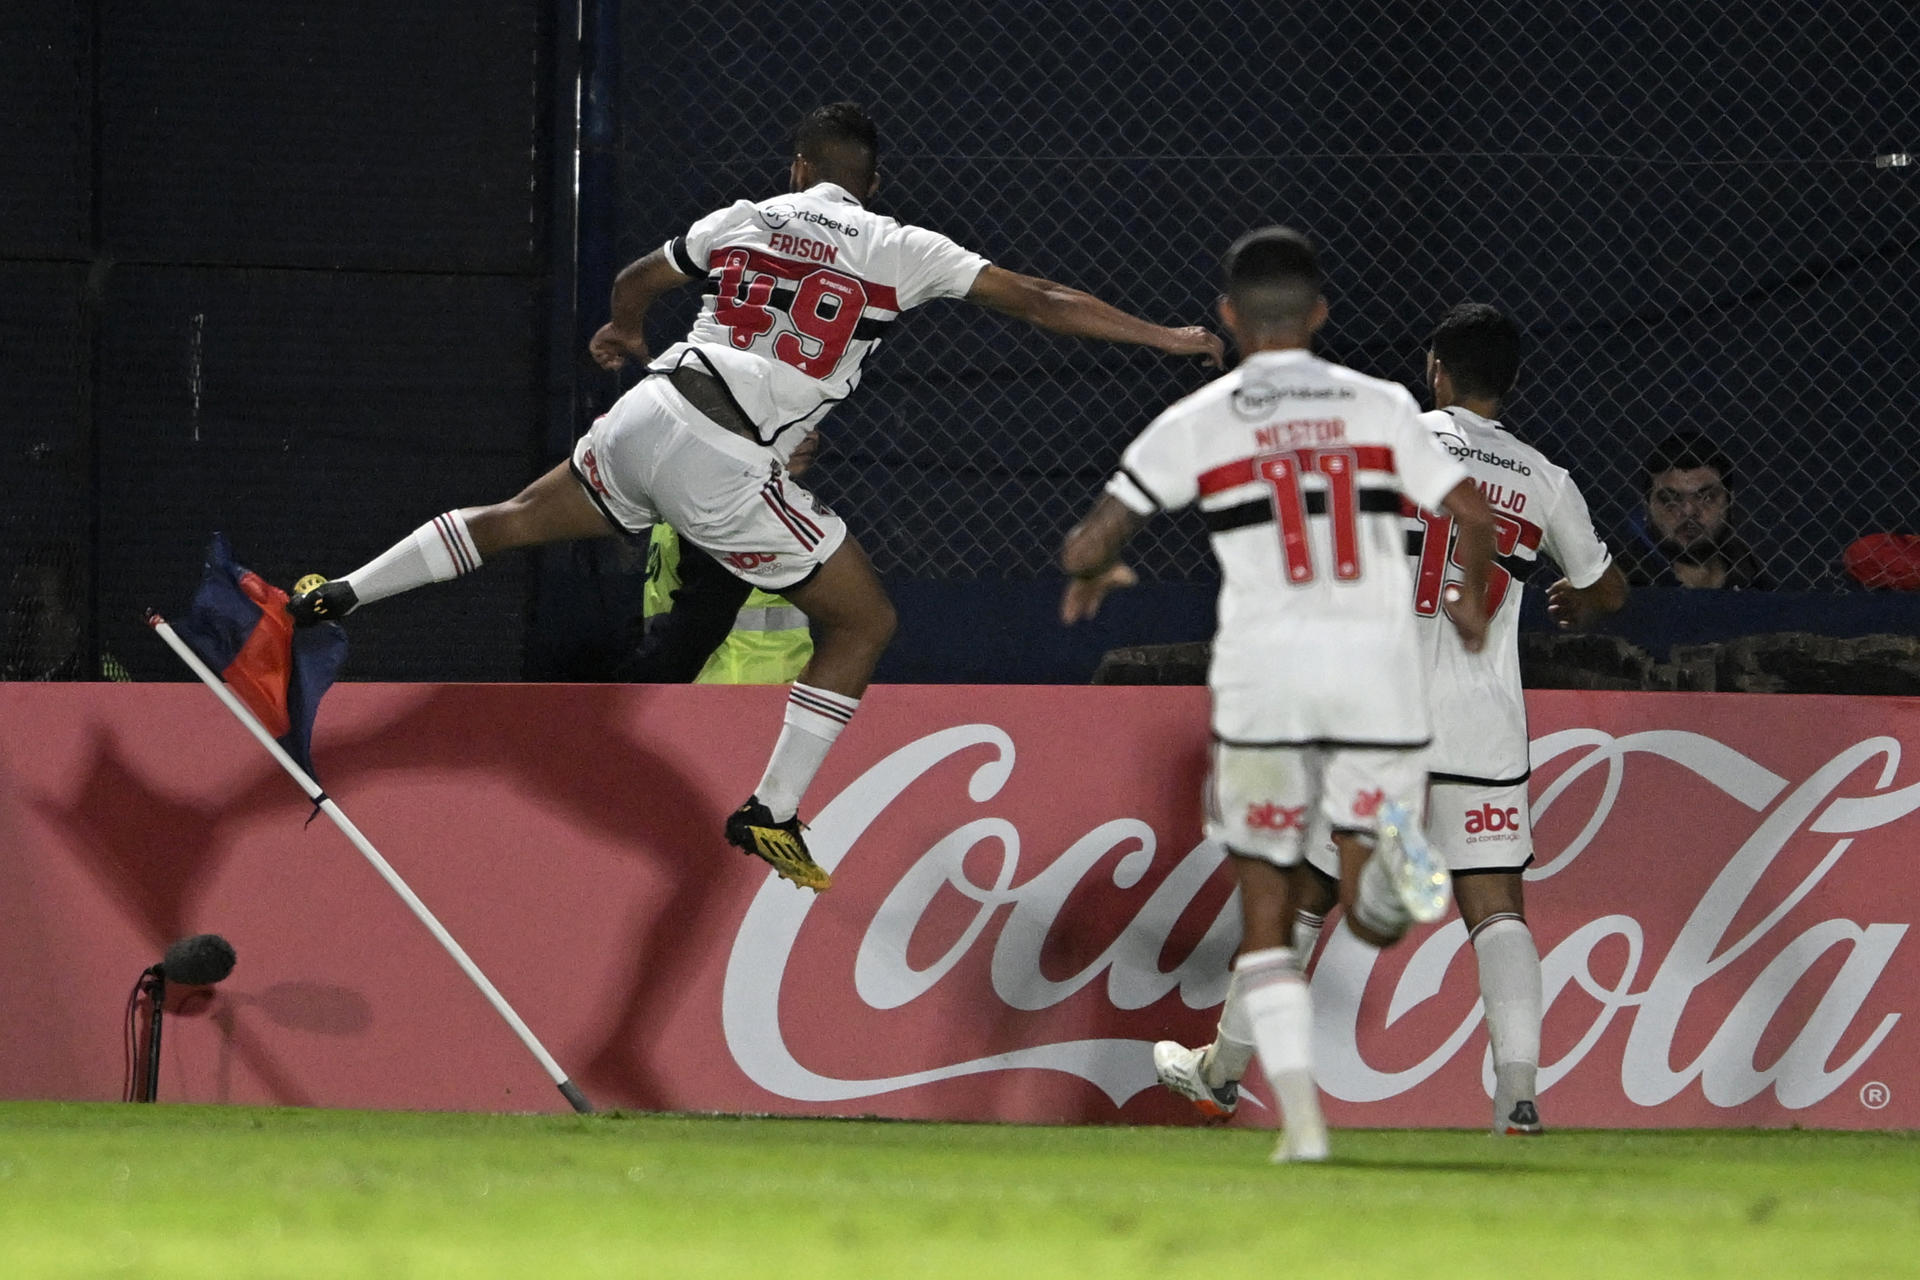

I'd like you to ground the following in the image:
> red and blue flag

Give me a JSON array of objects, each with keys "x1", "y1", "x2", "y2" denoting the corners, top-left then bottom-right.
[{"x1": 171, "y1": 534, "x2": 347, "y2": 778}]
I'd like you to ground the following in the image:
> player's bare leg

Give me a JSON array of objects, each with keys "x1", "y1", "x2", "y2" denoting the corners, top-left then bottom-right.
[
  {"x1": 721, "y1": 535, "x2": 896, "y2": 893},
  {"x1": 1456, "y1": 871, "x2": 1543, "y2": 1135},
  {"x1": 1167, "y1": 844, "x2": 1397, "y2": 1113},
  {"x1": 779, "y1": 535, "x2": 897, "y2": 702},
  {"x1": 289, "y1": 462, "x2": 615, "y2": 622},
  {"x1": 463, "y1": 462, "x2": 623, "y2": 555},
  {"x1": 1266, "y1": 829, "x2": 1430, "y2": 1123}
]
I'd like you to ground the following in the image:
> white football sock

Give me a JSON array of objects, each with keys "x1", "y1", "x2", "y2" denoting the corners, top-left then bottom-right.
[
  {"x1": 1291, "y1": 910, "x2": 1326, "y2": 971},
  {"x1": 754, "y1": 683, "x2": 860, "y2": 821},
  {"x1": 1473, "y1": 913, "x2": 1542, "y2": 1109},
  {"x1": 1201, "y1": 966, "x2": 1257, "y2": 1088},
  {"x1": 1310, "y1": 918, "x2": 1385, "y2": 1045},
  {"x1": 1238, "y1": 946, "x2": 1325, "y2": 1161},
  {"x1": 343, "y1": 511, "x2": 482, "y2": 606}
]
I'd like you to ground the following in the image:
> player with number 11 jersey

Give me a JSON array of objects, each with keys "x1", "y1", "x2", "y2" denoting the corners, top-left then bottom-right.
[
  {"x1": 1114, "y1": 351, "x2": 1469, "y2": 748},
  {"x1": 1063, "y1": 229, "x2": 1498, "y2": 1163}
]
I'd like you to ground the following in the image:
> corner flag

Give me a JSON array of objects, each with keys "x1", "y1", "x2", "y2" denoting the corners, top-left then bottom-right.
[{"x1": 169, "y1": 534, "x2": 347, "y2": 777}]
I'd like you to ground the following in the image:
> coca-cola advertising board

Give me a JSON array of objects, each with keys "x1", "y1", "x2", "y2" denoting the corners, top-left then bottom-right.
[{"x1": 0, "y1": 684, "x2": 1912, "y2": 1128}]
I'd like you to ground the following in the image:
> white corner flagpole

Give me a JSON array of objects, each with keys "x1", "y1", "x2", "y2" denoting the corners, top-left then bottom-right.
[{"x1": 148, "y1": 614, "x2": 594, "y2": 1114}]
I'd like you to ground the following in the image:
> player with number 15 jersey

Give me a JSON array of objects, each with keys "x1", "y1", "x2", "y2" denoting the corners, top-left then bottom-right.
[
  {"x1": 1413, "y1": 404, "x2": 1614, "y2": 792},
  {"x1": 1292, "y1": 303, "x2": 1628, "y2": 1140}
]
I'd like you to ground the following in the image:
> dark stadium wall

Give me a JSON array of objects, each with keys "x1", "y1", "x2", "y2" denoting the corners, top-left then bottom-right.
[
  {"x1": 4, "y1": 0, "x2": 563, "y2": 683},
  {"x1": 2, "y1": 3, "x2": 95, "y2": 677},
  {"x1": 3, "y1": 681, "x2": 1916, "y2": 1127}
]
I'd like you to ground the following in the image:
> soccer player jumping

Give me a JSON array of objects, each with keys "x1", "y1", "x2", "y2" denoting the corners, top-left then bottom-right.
[
  {"x1": 1060, "y1": 228, "x2": 1495, "y2": 1161},
  {"x1": 289, "y1": 102, "x2": 1222, "y2": 893}
]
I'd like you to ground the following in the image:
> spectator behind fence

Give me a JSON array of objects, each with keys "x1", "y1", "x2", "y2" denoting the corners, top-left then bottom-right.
[{"x1": 1611, "y1": 432, "x2": 1770, "y2": 590}]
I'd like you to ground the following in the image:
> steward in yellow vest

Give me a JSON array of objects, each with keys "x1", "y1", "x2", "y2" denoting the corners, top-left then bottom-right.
[
  {"x1": 642, "y1": 523, "x2": 812, "y2": 684},
  {"x1": 606, "y1": 429, "x2": 821, "y2": 685}
]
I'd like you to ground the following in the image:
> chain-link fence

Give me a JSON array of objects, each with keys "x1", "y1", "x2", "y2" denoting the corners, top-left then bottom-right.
[
  {"x1": 4, "y1": 0, "x2": 552, "y2": 684},
  {"x1": 618, "y1": 0, "x2": 1919, "y2": 591}
]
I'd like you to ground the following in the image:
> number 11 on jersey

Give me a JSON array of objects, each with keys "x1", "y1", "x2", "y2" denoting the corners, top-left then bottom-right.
[{"x1": 1256, "y1": 447, "x2": 1362, "y2": 584}]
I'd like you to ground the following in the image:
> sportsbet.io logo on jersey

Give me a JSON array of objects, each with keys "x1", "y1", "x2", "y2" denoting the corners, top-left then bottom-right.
[
  {"x1": 1231, "y1": 381, "x2": 1353, "y2": 420},
  {"x1": 758, "y1": 202, "x2": 861, "y2": 238},
  {"x1": 1444, "y1": 440, "x2": 1533, "y2": 476}
]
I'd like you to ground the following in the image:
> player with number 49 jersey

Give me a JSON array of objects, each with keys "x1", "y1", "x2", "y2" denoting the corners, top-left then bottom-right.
[
  {"x1": 655, "y1": 185, "x2": 992, "y2": 460},
  {"x1": 1411, "y1": 404, "x2": 1614, "y2": 784},
  {"x1": 287, "y1": 102, "x2": 1223, "y2": 903}
]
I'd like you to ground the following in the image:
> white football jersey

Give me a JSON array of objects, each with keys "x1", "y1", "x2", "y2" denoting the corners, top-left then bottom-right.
[
  {"x1": 1412, "y1": 406, "x2": 1613, "y2": 781},
  {"x1": 1108, "y1": 349, "x2": 1469, "y2": 745},
  {"x1": 653, "y1": 182, "x2": 991, "y2": 459}
]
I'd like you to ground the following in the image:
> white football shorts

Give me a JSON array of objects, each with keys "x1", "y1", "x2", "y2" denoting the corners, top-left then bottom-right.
[
  {"x1": 1426, "y1": 778, "x2": 1534, "y2": 872},
  {"x1": 570, "y1": 376, "x2": 847, "y2": 592},
  {"x1": 1206, "y1": 742, "x2": 1428, "y2": 868},
  {"x1": 1303, "y1": 775, "x2": 1532, "y2": 878}
]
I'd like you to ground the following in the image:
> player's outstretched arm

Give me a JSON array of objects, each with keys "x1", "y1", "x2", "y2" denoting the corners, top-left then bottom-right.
[
  {"x1": 1440, "y1": 478, "x2": 1497, "y2": 654},
  {"x1": 1059, "y1": 494, "x2": 1145, "y2": 623},
  {"x1": 1547, "y1": 563, "x2": 1629, "y2": 630},
  {"x1": 965, "y1": 266, "x2": 1224, "y2": 367},
  {"x1": 590, "y1": 249, "x2": 694, "y2": 370}
]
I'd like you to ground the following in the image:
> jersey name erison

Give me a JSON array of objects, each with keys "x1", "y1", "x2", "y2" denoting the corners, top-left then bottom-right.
[{"x1": 768, "y1": 232, "x2": 839, "y2": 264}]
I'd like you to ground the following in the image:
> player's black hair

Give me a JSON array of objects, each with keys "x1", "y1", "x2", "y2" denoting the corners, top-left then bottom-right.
[
  {"x1": 1642, "y1": 431, "x2": 1736, "y2": 491},
  {"x1": 794, "y1": 102, "x2": 879, "y2": 188},
  {"x1": 1221, "y1": 226, "x2": 1322, "y2": 326},
  {"x1": 1428, "y1": 303, "x2": 1521, "y2": 401}
]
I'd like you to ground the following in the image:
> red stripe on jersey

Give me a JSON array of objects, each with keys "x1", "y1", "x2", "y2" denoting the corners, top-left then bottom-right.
[
  {"x1": 1396, "y1": 497, "x2": 1541, "y2": 552},
  {"x1": 713, "y1": 247, "x2": 901, "y2": 312},
  {"x1": 1197, "y1": 445, "x2": 1396, "y2": 497},
  {"x1": 1511, "y1": 514, "x2": 1545, "y2": 552}
]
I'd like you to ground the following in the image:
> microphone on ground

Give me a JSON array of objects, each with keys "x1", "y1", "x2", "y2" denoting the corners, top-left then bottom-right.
[
  {"x1": 157, "y1": 934, "x2": 238, "y2": 986},
  {"x1": 128, "y1": 935, "x2": 235, "y2": 1103}
]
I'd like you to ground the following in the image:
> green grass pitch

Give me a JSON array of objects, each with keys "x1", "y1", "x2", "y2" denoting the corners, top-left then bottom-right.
[{"x1": 0, "y1": 1103, "x2": 1914, "y2": 1278}]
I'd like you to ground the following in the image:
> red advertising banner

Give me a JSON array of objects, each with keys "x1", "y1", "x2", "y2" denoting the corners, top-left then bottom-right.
[{"x1": 0, "y1": 684, "x2": 1913, "y2": 1129}]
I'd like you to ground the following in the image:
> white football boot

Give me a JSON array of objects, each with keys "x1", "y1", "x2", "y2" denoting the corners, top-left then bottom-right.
[
  {"x1": 1375, "y1": 801, "x2": 1451, "y2": 925},
  {"x1": 1152, "y1": 1041, "x2": 1239, "y2": 1119}
]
